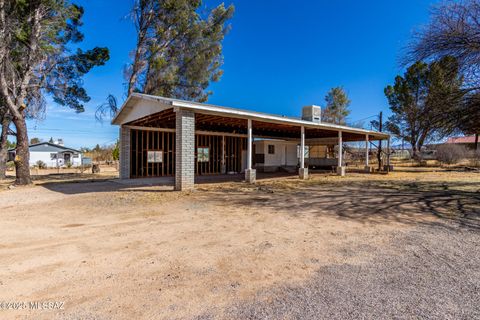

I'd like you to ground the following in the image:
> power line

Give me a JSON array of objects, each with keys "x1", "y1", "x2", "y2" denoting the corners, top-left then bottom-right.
[
  {"x1": 27, "y1": 128, "x2": 117, "y2": 134},
  {"x1": 350, "y1": 114, "x2": 378, "y2": 123}
]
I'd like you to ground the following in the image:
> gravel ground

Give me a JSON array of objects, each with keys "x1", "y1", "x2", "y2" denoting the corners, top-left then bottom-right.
[
  {"x1": 1, "y1": 171, "x2": 479, "y2": 320},
  {"x1": 223, "y1": 221, "x2": 480, "y2": 319}
]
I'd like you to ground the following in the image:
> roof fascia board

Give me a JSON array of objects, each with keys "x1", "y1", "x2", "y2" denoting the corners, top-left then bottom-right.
[
  {"x1": 111, "y1": 94, "x2": 135, "y2": 125},
  {"x1": 113, "y1": 93, "x2": 176, "y2": 125},
  {"x1": 172, "y1": 101, "x2": 388, "y2": 138},
  {"x1": 114, "y1": 93, "x2": 389, "y2": 139}
]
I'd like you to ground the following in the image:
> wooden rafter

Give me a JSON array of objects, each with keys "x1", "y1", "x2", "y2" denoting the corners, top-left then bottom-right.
[{"x1": 126, "y1": 109, "x2": 386, "y2": 142}]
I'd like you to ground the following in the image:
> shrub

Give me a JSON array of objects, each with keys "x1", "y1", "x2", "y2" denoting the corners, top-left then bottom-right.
[
  {"x1": 6, "y1": 161, "x2": 15, "y2": 170},
  {"x1": 92, "y1": 164, "x2": 100, "y2": 173},
  {"x1": 436, "y1": 144, "x2": 469, "y2": 165},
  {"x1": 35, "y1": 160, "x2": 47, "y2": 169},
  {"x1": 471, "y1": 149, "x2": 480, "y2": 167}
]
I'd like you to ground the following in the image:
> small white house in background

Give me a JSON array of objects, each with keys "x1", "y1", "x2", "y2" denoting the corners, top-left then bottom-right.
[{"x1": 9, "y1": 141, "x2": 83, "y2": 167}]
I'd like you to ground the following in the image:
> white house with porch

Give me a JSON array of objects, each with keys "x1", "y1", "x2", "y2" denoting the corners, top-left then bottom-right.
[{"x1": 9, "y1": 141, "x2": 83, "y2": 167}]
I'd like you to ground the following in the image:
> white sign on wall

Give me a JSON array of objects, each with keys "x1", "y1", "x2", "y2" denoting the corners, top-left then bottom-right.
[{"x1": 147, "y1": 151, "x2": 163, "y2": 163}]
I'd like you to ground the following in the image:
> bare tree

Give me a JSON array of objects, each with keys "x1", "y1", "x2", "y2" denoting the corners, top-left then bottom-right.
[
  {"x1": 406, "y1": 0, "x2": 480, "y2": 145},
  {"x1": 406, "y1": 0, "x2": 480, "y2": 87}
]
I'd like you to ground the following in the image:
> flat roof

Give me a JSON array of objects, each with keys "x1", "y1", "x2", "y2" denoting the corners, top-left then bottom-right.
[{"x1": 112, "y1": 93, "x2": 389, "y2": 139}]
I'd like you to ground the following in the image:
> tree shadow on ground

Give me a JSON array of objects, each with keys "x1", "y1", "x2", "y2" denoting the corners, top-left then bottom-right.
[
  {"x1": 197, "y1": 180, "x2": 480, "y2": 230},
  {"x1": 38, "y1": 172, "x2": 299, "y2": 195},
  {"x1": 40, "y1": 180, "x2": 176, "y2": 195}
]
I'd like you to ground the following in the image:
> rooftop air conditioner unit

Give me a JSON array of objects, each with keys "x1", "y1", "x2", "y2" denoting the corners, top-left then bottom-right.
[{"x1": 302, "y1": 105, "x2": 321, "y2": 124}]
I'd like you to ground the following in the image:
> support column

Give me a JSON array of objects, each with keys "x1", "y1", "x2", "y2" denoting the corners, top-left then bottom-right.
[
  {"x1": 337, "y1": 131, "x2": 346, "y2": 176},
  {"x1": 364, "y1": 134, "x2": 372, "y2": 173},
  {"x1": 386, "y1": 136, "x2": 391, "y2": 173},
  {"x1": 221, "y1": 135, "x2": 226, "y2": 174},
  {"x1": 119, "y1": 126, "x2": 131, "y2": 179},
  {"x1": 175, "y1": 109, "x2": 195, "y2": 191},
  {"x1": 245, "y1": 119, "x2": 256, "y2": 183},
  {"x1": 299, "y1": 126, "x2": 308, "y2": 179}
]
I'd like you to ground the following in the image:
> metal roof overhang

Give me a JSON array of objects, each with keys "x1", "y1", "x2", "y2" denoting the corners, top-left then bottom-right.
[{"x1": 112, "y1": 93, "x2": 389, "y2": 141}]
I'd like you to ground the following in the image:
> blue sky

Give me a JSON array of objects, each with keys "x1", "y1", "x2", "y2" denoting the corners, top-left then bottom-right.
[{"x1": 26, "y1": 0, "x2": 435, "y2": 149}]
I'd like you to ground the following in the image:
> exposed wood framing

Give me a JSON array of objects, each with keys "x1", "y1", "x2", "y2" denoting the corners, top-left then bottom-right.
[
  {"x1": 130, "y1": 129, "x2": 176, "y2": 178},
  {"x1": 125, "y1": 125, "x2": 175, "y2": 133},
  {"x1": 195, "y1": 134, "x2": 246, "y2": 175},
  {"x1": 130, "y1": 128, "x2": 246, "y2": 178},
  {"x1": 126, "y1": 108, "x2": 383, "y2": 141}
]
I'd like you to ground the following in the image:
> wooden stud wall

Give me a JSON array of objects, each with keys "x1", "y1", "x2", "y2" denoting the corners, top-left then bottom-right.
[
  {"x1": 195, "y1": 134, "x2": 246, "y2": 175},
  {"x1": 130, "y1": 129, "x2": 176, "y2": 178},
  {"x1": 224, "y1": 136, "x2": 247, "y2": 173},
  {"x1": 130, "y1": 129, "x2": 247, "y2": 178}
]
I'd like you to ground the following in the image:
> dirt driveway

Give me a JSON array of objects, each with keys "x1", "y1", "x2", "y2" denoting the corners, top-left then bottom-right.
[{"x1": 0, "y1": 170, "x2": 479, "y2": 319}]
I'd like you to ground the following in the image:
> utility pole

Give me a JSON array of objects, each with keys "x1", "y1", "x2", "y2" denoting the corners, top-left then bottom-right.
[{"x1": 377, "y1": 111, "x2": 383, "y2": 171}]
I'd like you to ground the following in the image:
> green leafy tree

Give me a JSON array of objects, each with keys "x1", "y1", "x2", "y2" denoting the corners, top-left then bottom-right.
[
  {"x1": 384, "y1": 57, "x2": 463, "y2": 158},
  {"x1": 112, "y1": 140, "x2": 120, "y2": 161},
  {"x1": 30, "y1": 137, "x2": 41, "y2": 144},
  {"x1": 97, "y1": 0, "x2": 234, "y2": 119},
  {"x1": 0, "y1": 0, "x2": 109, "y2": 184},
  {"x1": 322, "y1": 87, "x2": 351, "y2": 125},
  {"x1": 6, "y1": 140, "x2": 15, "y2": 149},
  {"x1": 127, "y1": 0, "x2": 234, "y2": 101}
]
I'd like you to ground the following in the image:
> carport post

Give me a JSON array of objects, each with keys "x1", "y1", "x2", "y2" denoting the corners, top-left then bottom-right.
[
  {"x1": 245, "y1": 119, "x2": 256, "y2": 183},
  {"x1": 364, "y1": 134, "x2": 372, "y2": 173},
  {"x1": 337, "y1": 131, "x2": 345, "y2": 176},
  {"x1": 299, "y1": 126, "x2": 308, "y2": 179},
  {"x1": 174, "y1": 108, "x2": 195, "y2": 191},
  {"x1": 386, "y1": 136, "x2": 391, "y2": 173}
]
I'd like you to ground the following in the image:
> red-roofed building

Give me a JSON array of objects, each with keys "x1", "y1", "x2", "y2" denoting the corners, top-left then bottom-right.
[
  {"x1": 447, "y1": 136, "x2": 477, "y2": 144},
  {"x1": 446, "y1": 135, "x2": 479, "y2": 150}
]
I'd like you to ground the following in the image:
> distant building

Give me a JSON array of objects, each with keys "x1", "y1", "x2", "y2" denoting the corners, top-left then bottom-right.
[
  {"x1": 447, "y1": 135, "x2": 476, "y2": 144},
  {"x1": 446, "y1": 135, "x2": 478, "y2": 149},
  {"x1": 9, "y1": 142, "x2": 83, "y2": 167}
]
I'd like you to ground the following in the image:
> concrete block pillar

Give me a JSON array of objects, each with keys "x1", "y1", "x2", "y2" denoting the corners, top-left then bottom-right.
[
  {"x1": 175, "y1": 109, "x2": 195, "y2": 191},
  {"x1": 299, "y1": 168, "x2": 308, "y2": 179},
  {"x1": 245, "y1": 168, "x2": 256, "y2": 183},
  {"x1": 119, "y1": 126, "x2": 131, "y2": 179},
  {"x1": 245, "y1": 119, "x2": 256, "y2": 183}
]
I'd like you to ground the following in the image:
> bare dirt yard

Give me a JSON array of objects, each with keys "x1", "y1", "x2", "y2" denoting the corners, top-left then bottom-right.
[{"x1": 0, "y1": 168, "x2": 479, "y2": 319}]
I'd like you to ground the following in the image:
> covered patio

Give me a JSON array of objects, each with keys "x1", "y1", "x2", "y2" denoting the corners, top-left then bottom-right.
[{"x1": 112, "y1": 93, "x2": 390, "y2": 190}]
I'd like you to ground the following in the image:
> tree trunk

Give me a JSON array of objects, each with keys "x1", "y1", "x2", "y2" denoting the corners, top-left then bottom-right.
[
  {"x1": 0, "y1": 117, "x2": 8, "y2": 179},
  {"x1": 377, "y1": 140, "x2": 382, "y2": 170},
  {"x1": 411, "y1": 145, "x2": 419, "y2": 160},
  {"x1": 12, "y1": 117, "x2": 31, "y2": 185}
]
